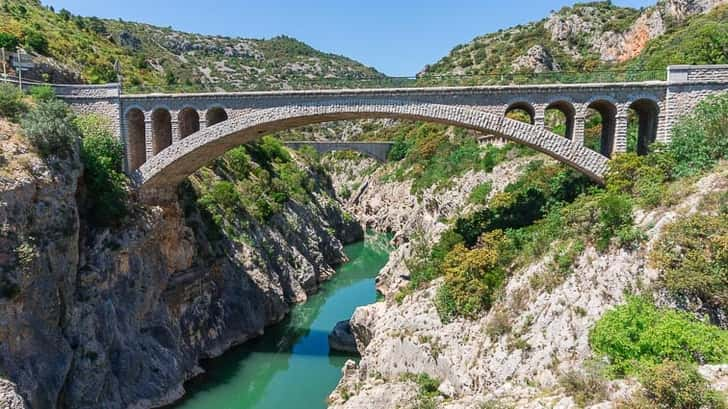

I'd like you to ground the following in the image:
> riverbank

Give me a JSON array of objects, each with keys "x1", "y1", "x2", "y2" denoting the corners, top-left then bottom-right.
[{"x1": 167, "y1": 234, "x2": 393, "y2": 409}]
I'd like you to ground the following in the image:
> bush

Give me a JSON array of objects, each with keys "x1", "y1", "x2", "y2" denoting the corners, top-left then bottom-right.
[
  {"x1": 635, "y1": 361, "x2": 726, "y2": 409},
  {"x1": 21, "y1": 99, "x2": 79, "y2": 157},
  {"x1": 226, "y1": 146, "x2": 252, "y2": 179},
  {"x1": 436, "y1": 230, "x2": 512, "y2": 321},
  {"x1": 0, "y1": 32, "x2": 20, "y2": 50},
  {"x1": 0, "y1": 83, "x2": 28, "y2": 121},
  {"x1": 589, "y1": 296, "x2": 728, "y2": 377},
  {"x1": 23, "y1": 30, "x2": 48, "y2": 54},
  {"x1": 468, "y1": 181, "x2": 493, "y2": 205},
  {"x1": 28, "y1": 85, "x2": 56, "y2": 102},
  {"x1": 75, "y1": 114, "x2": 127, "y2": 225},
  {"x1": 650, "y1": 212, "x2": 728, "y2": 317},
  {"x1": 668, "y1": 92, "x2": 728, "y2": 177},
  {"x1": 558, "y1": 365, "x2": 609, "y2": 407}
]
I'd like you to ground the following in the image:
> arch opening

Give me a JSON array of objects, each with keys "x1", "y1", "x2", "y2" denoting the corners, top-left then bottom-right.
[
  {"x1": 152, "y1": 108, "x2": 172, "y2": 155},
  {"x1": 206, "y1": 107, "x2": 228, "y2": 127},
  {"x1": 585, "y1": 100, "x2": 617, "y2": 158},
  {"x1": 545, "y1": 101, "x2": 576, "y2": 140},
  {"x1": 126, "y1": 108, "x2": 146, "y2": 171},
  {"x1": 628, "y1": 99, "x2": 659, "y2": 155},
  {"x1": 178, "y1": 108, "x2": 200, "y2": 140},
  {"x1": 505, "y1": 102, "x2": 535, "y2": 125}
]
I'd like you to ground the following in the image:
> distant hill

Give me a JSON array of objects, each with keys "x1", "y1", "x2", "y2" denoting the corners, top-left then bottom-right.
[
  {"x1": 0, "y1": 0, "x2": 383, "y2": 91},
  {"x1": 423, "y1": 0, "x2": 728, "y2": 80}
]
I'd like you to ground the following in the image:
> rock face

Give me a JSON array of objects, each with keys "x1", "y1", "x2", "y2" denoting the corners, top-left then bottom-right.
[
  {"x1": 328, "y1": 320, "x2": 358, "y2": 354},
  {"x1": 512, "y1": 45, "x2": 561, "y2": 73},
  {"x1": 326, "y1": 166, "x2": 728, "y2": 408},
  {"x1": 0, "y1": 121, "x2": 361, "y2": 409}
]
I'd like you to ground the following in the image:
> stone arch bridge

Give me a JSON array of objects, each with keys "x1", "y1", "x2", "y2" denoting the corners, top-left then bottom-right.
[
  {"x1": 284, "y1": 141, "x2": 395, "y2": 162},
  {"x1": 54, "y1": 65, "x2": 728, "y2": 200}
]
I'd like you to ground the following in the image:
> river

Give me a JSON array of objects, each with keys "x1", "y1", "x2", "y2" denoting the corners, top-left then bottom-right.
[{"x1": 169, "y1": 233, "x2": 392, "y2": 409}]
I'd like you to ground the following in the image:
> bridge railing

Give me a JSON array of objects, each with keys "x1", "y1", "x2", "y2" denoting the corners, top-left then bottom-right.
[{"x1": 121, "y1": 69, "x2": 667, "y2": 93}]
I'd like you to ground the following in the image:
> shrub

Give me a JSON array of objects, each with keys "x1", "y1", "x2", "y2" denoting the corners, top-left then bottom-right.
[
  {"x1": 558, "y1": 365, "x2": 609, "y2": 407},
  {"x1": 0, "y1": 32, "x2": 20, "y2": 50},
  {"x1": 0, "y1": 83, "x2": 28, "y2": 121},
  {"x1": 388, "y1": 135, "x2": 411, "y2": 161},
  {"x1": 258, "y1": 135, "x2": 291, "y2": 163},
  {"x1": 28, "y1": 85, "x2": 56, "y2": 102},
  {"x1": 636, "y1": 361, "x2": 726, "y2": 409},
  {"x1": 436, "y1": 230, "x2": 512, "y2": 321},
  {"x1": 23, "y1": 30, "x2": 48, "y2": 54},
  {"x1": 198, "y1": 181, "x2": 241, "y2": 222},
  {"x1": 668, "y1": 92, "x2": 728, "y2": 177},
  {"x1": 21, "y1": 99, "x2": 79, "y2": 157},
  {"x1": 589, "y1": 296, "x2": 728, "y2": 377},
  {"x1": 76, "y1": 114, "x2": 127, "y2": 225},
  {"x1": 468, "y1": 181, "x2": 493, "y2": 205},
  {"x1": 226, "y1": 146, "x2": 252, "y2": 179},
  {"x1": 650, "y1": 212, "x2": 728, "y2": 316}
]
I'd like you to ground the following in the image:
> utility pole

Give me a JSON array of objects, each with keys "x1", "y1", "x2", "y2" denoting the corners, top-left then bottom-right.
[
  {"x1": 17, "y1": 48, "x2": 22, "y2": 90},
  {"x1": 1, "y1": 47, "x2": 6, "y2": 83}
]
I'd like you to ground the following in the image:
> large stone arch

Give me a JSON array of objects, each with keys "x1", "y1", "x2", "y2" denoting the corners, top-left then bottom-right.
[{"x1": 134, "y1": 101, "x2": 610, "y2": 198}]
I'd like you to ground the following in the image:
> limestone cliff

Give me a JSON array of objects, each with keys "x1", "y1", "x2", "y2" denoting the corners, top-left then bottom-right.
[
  {"x1": 0, "y1": 120, "x2": 361, "y2": 409},
  {"x1": 324, "y1": 151, "x2": 728, "y2": 408}
]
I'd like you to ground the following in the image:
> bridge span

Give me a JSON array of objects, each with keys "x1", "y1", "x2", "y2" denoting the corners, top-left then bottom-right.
[
  {"x1": 52, "y1": 64, "x2": 728, "y2": 199},
  {"x1": 284, "y1": 141, "x2": 394, "y2": 162}
]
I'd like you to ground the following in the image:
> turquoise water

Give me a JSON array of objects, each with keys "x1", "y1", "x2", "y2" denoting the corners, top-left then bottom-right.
[{"x1": 170, "y1": 234, "x2": 392, "y2": 409}]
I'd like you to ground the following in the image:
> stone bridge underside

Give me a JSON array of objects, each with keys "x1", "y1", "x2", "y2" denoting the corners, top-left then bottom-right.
[{"x1": 133, "y1": 101, "x2": 610, "y2": 196}]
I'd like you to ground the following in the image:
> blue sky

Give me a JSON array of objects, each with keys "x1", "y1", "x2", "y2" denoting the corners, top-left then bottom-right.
[{"x1": 45, "y1": 0, "x2": 655, "y2": 76}]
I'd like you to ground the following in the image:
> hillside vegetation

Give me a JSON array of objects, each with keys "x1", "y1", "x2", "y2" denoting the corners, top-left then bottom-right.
[
  {"x1": 0, "y1": 0, "x2": 382, "y2": 91},
  {"x1": 424, "y1": 1, "x2": 728, "y2": 83}
]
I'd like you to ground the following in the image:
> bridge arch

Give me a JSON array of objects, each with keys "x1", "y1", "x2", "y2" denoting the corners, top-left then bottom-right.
[
  {"x1": 178, "y1": 107, "x2": 200, "y2": 140},
  {"x1": 504, "y1": 101, "x2": 536, "y2": 124},
  {"x1": 134, "y1": 102, "x2": 610, "y2": 196},
  {"x1": 206, "y1": 106, "x2": 228, "y2": 127},
  {"x1": 584, "y1": 98, "x2": 618, "y2": 158},
  {"x1": 545, "y1": 100, "x2": 576, "y2": 140},
  {"x1": 627, "y1": 97, "x2": 660, "y2": 155},
  {"x1": 151, "y1": 108, "x2": 173, "y2": 155},
  {"x1": 126, "y1": 108, "x2": 146, "y2": 171}
]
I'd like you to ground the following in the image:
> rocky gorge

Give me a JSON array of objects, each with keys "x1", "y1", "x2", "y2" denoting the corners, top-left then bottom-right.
[
  {"x1": 0, "y1": 119, "x2": 362, "y2": 409},
  {"x1": 324, "y1": 149, "x2": 728, "y2": 409}
]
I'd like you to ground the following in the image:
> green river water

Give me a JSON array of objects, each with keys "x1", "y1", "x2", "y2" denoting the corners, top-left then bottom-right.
[{"x1": 170, "y1": 233, "x2": 392, "y2": 409}]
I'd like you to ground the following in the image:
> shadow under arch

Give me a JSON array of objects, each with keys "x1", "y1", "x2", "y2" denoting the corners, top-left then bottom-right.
[{"x1": 134, "y1": 101, "x2": 610, "y2": 195}]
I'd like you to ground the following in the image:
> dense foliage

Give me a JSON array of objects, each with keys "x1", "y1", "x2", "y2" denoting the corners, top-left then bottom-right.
[
  {"x1": 76, "y1": 114, "x2": 128, "y2": 225},
  {"x1": 377, "y1": 121, "x2": 530, "y2": 194},
  {"x1": 194, "y1": 136, "x2": 320, "y2": 238},
  {"x1": 0, "y1": 0, "x2": 381, "y2": 90},
  {"x1": 0, "y1": 83, "x2": 28, "y2": 121},
  {"x1": 589, "y1": 296, "x2": 728, "y2": 377},
  {"x1": 20, "y1": 98, "x2": 78, "y2": 156}
]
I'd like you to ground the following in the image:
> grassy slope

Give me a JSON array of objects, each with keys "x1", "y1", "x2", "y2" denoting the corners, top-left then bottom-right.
[{"x1": 0, "y1": 0, "x2": 382, "y2": 91}]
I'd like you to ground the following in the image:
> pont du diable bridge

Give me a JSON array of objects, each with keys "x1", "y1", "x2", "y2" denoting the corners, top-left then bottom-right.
[{"x1": 47, "y1": 64, "x2": 728, "y2": 202}]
